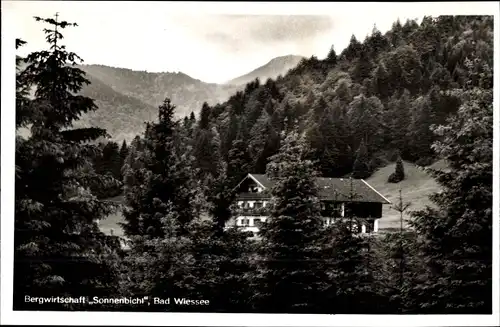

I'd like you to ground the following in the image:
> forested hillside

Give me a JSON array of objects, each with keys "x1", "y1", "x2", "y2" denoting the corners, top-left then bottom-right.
[
  {"x1": 179, "y1": 16, "x2": 493, "y2": 183},
  {"x1": 74, "y1": 75, "x2": 157, "y2": 141}
]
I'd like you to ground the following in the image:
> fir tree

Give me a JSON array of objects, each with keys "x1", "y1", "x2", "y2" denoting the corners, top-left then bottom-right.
[
  {"x1": 351, "y1": 140, "x2": 371, "y2": 179},
  {"x1": 198, "y1": 102, "x2": 211, "y2": 129},
  {"x1": 256, "y1": 130, "x2": 326, "y2": 313},
  {"x1": 325, "y1": 45, "x2": 337, "y2": 66},
  {"x1": 16, "y1": 38, "x2": 33, "y2": 129},
  {"x1": 347, "y1": 94, "x2": 384, "y2": 153},
  {"x1": 227, "y1": 138, "x2": 251, "y2": 188},
  {"x1": 410, "y1": 86, "x2": 493, "y2": 313},
  {"x1": 407, "y1": 95, "x2": 436, "y2": 161},
  {"x1": 14, "y1": 14, "x2": 121, "y2": 310},
  {"x1": 385, "y1": 90, "x2": 412, "y2": 157},
  {"x1": 122, "y1": 98, "x2": 198, "y2": 238},
  {"x1": 307, "y1": 102, "x2": 353, "y2": 177},
  {"x1": 119, "y1": 140, "x2": 129, "y2": 177},
  {"x1": 101, "y1": 141, "x2": 121, "y2": 180},
  {"x1": 320, "y1": 220, "x2": 378, "y2": 313},
  {"x1": 388, "y1": 155, "x2": 405, "y2": 183}
]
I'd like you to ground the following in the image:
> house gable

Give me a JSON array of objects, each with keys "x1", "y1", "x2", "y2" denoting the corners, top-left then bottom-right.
[{"x1": 234, "y1": 174, "x2": 390, "y2": 204}]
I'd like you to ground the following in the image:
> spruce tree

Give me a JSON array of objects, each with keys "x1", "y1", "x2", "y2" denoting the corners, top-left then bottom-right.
[
  {"x1": 122, "y1": 98, "x2": 198, "y2": 238},
  {"x1": 347, "y1": 94, "x2": 384, "y2": 153},
  {"x1": 388, "y1": 155, "x2": 405, "y2": 183},
  {"x1": 407, "y1": 95, "x2": 436, "y2": 161},
  {"x1": 320, "y1": 220, "x2": 378, "y2": 313},
  {"x1": 14, "y1": 14, "x2": 121, "y2": 310},
  {"x1": 119, "y1": 140, "x2": 129, "y2": 173},
  {"x1": 16, "y1": 38, "x2": 33, "y2": 129},
  {"x1": 256, "y1": 130, "x2": 326, "y2": 313},
  {"x1": 307, "y1": 102, "x2": 353, "y2": 177},
  {"x1": 351, "y1": 140, "x2": 371, "y2": 179},
  {"x1": 248, "y1": 111, "x2": 280, "y2": 174},
  {"x1": 101, "y1": 141, "x2": 121, "y2": 180},
  {"x1": 227, "y1": 137, "x2": 251, "y2": 188},
  {"x1": 376, "y1": 199, "x2": 424, "y2": 313},
  {"x1": 385, "y1": 89, "x2": 412, "y2": 157},
  {"x1": 325, "y1": 45, "x2": 337, "y2": 66},
  {"x1": 198, "y1": 102, "x2": 211, "y2": 129},
  {"x1": 410, "y1": 86, "x2": 493, "y2": 313}
]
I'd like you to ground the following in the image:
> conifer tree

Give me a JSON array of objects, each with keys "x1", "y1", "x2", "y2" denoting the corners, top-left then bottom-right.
[
  {"x1": 325, "y1": 45, "x2": 337, "y2": 66},
  {"x1": 407, "y1": 95, "x2": 436, "y2": 161},
  {"x1": 320, "y1": 220, "x2": 378, "y2": 313},
  {"x1": 122, "y1": 98, "x2": 198, "y2": 238},
  {"x1": 347, "y1": 94, "x2": 384, "y2": 153},
  {"x1": 119, "y1": 140, "x2": 129, "y2": 177},
  {"x1": 410, "y1": 86, "x2": 493, "y2": 313},
  {"x1": 307, "y1": 102, "x2": 353, "y2": 177},
  {"x1": 248, "y1": 111, "x2": 280, "y2": 174},
  {"x1": 199, "y1": 102, "x2": 211, "y2": 129},
  {"x1": 376, "y1": 190, "x2": 423, "y2": 313},
  {"x1": 385, "y1": 90, "x2": 412, "y2": 156},
  {"x1": 351, "y1": 140, "x2": 371, "y2": 179},
  {"x1": 256, "y1": 130, "x2": 326, "y2": 313},
  {"x1": 14, "y1": 14, "x2": 121, "y2": 310},
  {"x1": 227, "y1": 137, "x2": 251, "y2": 188},
  {"x1": 101, "y1": 141, "x2": 121, "y2": 179},
  {"x1": 388, "y1": 155, "x2": 405, "y2": 183},
  {"x1": 16, "y1": 38, "x2": 33, "y2": 129}
]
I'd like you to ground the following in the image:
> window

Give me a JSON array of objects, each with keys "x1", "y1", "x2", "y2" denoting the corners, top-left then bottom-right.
[
  {"x1": 254, "y1": 201, "x2": 263, "y2": 209},
  {"x1": 241, "y1": 218, "x2": 250, "y2": 226},
  {"x1": 332, "y1": 203, "x2": 343, "y2": 217},
  {"x1": 254, "y1": 218, "x2": 263, "y2": 227}
]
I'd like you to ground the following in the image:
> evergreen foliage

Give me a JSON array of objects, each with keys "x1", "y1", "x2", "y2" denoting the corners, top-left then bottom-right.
[
  {"x1": 351, "y1": 140, "x2": 372, "y2": 179},
  {"x1": 388, "y1": 155, "x2": 405, "y2": 183},
  {"x1": 121, "y1": 98, "x2": 199, "y2": 238},
  {"x1": 14, "y1": 14, "x2": 122, "y2": 310},
  {"x1": 409, "y1": 84, "x2": 493, "y2": 314},
  {"x1": 256, "y1": 131, "x2": 326, "y2": 313}
]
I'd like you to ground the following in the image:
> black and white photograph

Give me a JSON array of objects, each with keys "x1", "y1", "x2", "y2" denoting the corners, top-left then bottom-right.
[{"x1": 1, "y1": 1, "x2": 499, "y2": 326}]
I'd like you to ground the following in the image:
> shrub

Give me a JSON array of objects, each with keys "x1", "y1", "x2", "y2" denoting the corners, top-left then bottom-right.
[{"x1": 388, "y1": 156, "x2": 405, "y2": 183}]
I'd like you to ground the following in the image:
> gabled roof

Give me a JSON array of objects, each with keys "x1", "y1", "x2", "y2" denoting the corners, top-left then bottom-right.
[
  {"x1": 248, "y1": 174, "x2": 274, "y2": 189},
  {"x1": 238, "y1": 173, "x2": 390, "y2": 204}
]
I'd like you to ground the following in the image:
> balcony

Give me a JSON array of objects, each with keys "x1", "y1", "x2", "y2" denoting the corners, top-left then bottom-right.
[
  {"x1": 235, "y1": 192, "x2": 270, "y2": 200},
  {"x1": 234, "y1": 206, "x2": 270, "y2": 217}
]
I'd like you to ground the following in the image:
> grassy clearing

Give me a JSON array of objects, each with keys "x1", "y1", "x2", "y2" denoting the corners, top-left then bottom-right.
[{"x1": 366, "y1": 160, "x2": 445, "y2": 232}]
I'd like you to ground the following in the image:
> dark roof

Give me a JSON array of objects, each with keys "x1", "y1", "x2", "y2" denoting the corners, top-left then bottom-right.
[
  {"x1": 249, "y1": 174, "x2": 274, "y2": 189},
  {"x1": 244, "y1": 174, "x2": 390, "y2": 204}
]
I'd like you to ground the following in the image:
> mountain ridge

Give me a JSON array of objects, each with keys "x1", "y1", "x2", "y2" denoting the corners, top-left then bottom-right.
[{"x1": 226, "y1": 54, "x2": 305, "y2": 85}]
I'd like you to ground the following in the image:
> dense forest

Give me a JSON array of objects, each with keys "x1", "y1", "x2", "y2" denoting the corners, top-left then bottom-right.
[{"x1": 14, "y1": 14, "x2": 493, "y2": 314}]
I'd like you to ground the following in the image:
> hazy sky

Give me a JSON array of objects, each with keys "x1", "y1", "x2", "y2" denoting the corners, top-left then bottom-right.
[{"x1": 3, "y1": 1, "x2": 496, "y2": 83}]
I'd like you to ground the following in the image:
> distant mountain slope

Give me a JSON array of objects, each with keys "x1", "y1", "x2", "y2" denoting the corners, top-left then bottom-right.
[
  {"x1": 79, "y1": 65, "x2": 238, "y2": 118},
  {"x1": 226, "y1": 55, "x2": 304, "y2": 85},
  {"x1": 75, "y1": 75, "x2": 158, "y2": 142}
]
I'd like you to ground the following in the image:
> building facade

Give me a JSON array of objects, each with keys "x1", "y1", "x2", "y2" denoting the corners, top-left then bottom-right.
[{"x1": 228, "y1": 173, "x2": 391, "y2": 236}]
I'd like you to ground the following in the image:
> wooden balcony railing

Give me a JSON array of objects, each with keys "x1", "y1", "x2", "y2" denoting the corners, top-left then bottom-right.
[{"x1": 234, "y1": 207, "x2": 270, "y2": 216}]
